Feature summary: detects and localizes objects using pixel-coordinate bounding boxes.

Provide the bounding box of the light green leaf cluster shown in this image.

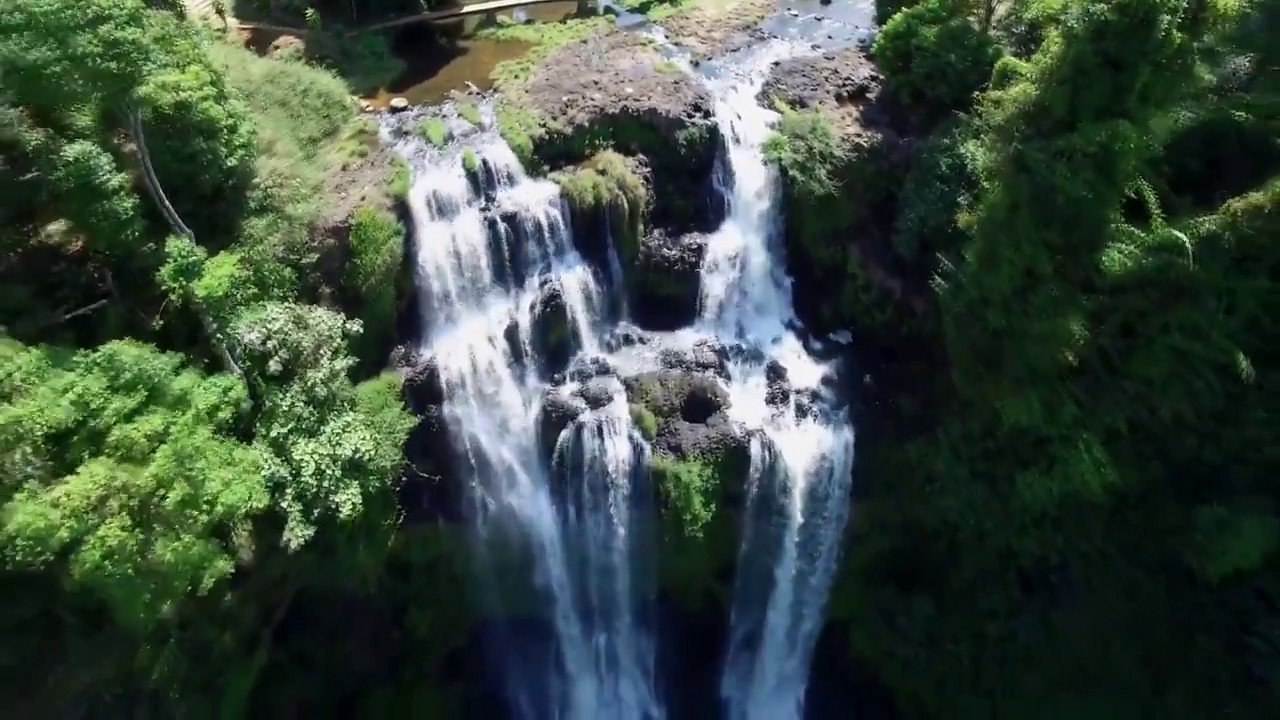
[0,340,264,628]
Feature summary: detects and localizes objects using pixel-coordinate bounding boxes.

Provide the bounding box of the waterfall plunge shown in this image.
[396,117,662,720]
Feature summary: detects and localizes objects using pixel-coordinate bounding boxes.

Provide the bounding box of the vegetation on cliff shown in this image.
[767,0,1279,716]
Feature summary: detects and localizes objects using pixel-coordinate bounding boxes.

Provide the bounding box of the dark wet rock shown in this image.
[504,319,525,368]
[403,355,446,412]
[537,388,589,462]
[604,322,651,352]
[630,230,708,330]
[578,378,618,411]
[653,411,747,464]
[681,382,723,424]
[758,47,891,138]
[724,341,767,367]
[401,404,464,523]
[659,339,730,379]
[794,388,820,421]
[531,278,573,376]
[623,370,729,424]
[566,354,616,382]
[765,359,792,408]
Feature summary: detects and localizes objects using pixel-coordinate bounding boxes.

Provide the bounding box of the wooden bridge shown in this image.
[188,0,600,35]
[362,0,595,31]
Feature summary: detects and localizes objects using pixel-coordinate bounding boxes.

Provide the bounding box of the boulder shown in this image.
[530,278,574,376]
[403,355,446,412]
[623,370,730,424]
[566,354,616,382]
[578,377,618,411]
[659,339,730,379]
[537,387,590,462]
[604,322,651,352]
[630,230,708,330]
[765,359,791,408]
[389,97,411,112]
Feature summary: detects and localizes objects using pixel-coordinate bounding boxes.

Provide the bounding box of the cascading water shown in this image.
[391,110,662,719]
[392,15,854,717]
[694,43,857,720]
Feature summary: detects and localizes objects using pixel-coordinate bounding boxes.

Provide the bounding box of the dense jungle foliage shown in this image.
[769,0,1278,715]
[0,0,1276,716]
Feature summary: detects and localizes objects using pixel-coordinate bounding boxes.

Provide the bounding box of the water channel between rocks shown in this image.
[384,8,861,719]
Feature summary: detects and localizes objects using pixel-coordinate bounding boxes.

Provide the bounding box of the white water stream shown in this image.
[695,43,856,720]
[392,29,853,720]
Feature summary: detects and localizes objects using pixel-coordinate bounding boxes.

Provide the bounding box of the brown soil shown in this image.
[523,31,713,131]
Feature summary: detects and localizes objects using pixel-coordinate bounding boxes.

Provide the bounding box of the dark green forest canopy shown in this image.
[0,0,1276,716]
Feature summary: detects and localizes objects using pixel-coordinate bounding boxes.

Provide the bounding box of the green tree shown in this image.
[0,339,265,628]
[872,0,1005,128]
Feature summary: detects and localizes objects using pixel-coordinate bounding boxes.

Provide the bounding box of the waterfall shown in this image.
[695,43,857,720]
[392,24,854,715]
[393,113,661,719]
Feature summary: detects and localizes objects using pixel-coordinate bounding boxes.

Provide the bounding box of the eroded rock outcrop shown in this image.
[520,32,723,233]
[630,230,708,330]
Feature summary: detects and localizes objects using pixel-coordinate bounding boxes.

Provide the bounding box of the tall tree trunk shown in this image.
[125,104,246,382]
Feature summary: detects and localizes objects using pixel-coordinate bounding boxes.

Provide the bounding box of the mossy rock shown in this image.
[536,113,722,233]
[650,444,751,611]
[551,150,649,268]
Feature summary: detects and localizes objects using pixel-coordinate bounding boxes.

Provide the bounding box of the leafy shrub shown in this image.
[872,0,1003,126]
[346,206,404,363]
[650,453,717,537]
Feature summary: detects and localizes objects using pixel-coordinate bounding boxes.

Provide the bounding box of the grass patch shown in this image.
[482,17,607,90]
[496,101,544,166]
[456,101,482,126]
[210,39,362,255]
[416,117,449,147]
[333,116,381,166]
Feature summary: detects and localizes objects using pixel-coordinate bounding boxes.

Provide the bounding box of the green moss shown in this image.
[347,206,404,366]
[654,58,682,74]
[416,117,449,147]
[765,103,906,333]
[629,403,658,440]
[461,148,480,175]
[456,101,482,126]
[496,100,542,167]
[389,157,412,200]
